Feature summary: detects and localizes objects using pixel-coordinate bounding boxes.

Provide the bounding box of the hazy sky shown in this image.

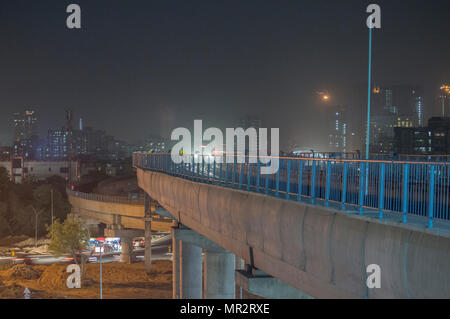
[1,0,449,150]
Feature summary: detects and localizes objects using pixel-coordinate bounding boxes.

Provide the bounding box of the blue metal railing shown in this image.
[291,152,450,162]
[132,153,450,228]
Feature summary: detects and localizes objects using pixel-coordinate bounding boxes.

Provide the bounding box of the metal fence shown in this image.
[291,152,450,162]
[67,188,145,205]
[132,152,450,228]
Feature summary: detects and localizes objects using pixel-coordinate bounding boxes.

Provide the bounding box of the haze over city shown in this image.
[1,0,449,151]
[0,0,450,304]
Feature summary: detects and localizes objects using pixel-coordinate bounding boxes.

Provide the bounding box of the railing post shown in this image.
[286,159,291,199]
[297,160,303,201]
[256,160,261,193]
[378,163,386,219]
[311,160,316,204]
[232,158,236,188]
[428,165,436,229]
[341,162,348,210]
[197,161,200,181]
[275,160,280,197]
[402,163,410,223]
[325,161,331,207]
[265,170,269,195]
[225,160,229,185]
[213,157,216,184]
[202,156,205,179]
[247,163,252,191]
[359,162,365,215]
[191,155,195,181]
[239,163,244,190]
[207,158,211,183]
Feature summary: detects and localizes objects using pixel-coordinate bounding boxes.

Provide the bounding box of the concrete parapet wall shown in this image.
[68,195,145,217]
[68,195,172,232]
[137,169,450,299]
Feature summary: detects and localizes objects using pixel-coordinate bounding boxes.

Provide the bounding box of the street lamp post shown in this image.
[100,243,103,299]
[31,206,41,248]
[51,189,54,234]
[366,27,373,160]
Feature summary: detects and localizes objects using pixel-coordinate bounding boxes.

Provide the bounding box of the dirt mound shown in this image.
[0,284,66,299]
[0,260,14,271]
[38,264,70,290]
[0,236,29,247]
[0,283,25,298]
[16,238,49,248]
[1,264,42,281]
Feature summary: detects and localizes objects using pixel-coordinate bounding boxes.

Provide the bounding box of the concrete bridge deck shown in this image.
[137,168,450,299]
[67,190,173,232]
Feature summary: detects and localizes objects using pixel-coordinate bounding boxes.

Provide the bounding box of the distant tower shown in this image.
[65,110,73,130]
[13,109,38,159]
[328,106,347,153]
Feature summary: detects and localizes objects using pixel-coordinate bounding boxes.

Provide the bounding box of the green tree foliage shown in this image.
[47,217,89,278]
[0,167,11,201]
[0,173,71,238]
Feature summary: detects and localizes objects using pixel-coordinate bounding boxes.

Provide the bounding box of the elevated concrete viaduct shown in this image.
[67,190,173,273]
[137,168,450,299]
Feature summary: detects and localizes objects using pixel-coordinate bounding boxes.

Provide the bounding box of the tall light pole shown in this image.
[100,243,103,299]
[31,206,41,248]
[366,27,373,160]
[51,189,54,235]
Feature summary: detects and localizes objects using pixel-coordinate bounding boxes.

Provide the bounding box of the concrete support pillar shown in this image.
[171,227,181,299]
[179,241,203,299]
[204,249,235,299]
[144,219,152,274]
[120,236,133,264]
[235,266,313,299]
[105,228,143,265]
[235,257,245,299]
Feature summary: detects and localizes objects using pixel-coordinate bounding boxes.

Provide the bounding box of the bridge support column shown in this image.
[172,225,235,299]
[179,241,203,299]
[235,257,245,299]
[120,236,133,264]
[171,227,181,299]
[144,218,152,274]
[235,266,313,299]
[204,249,235,299]
[105,228,143,264]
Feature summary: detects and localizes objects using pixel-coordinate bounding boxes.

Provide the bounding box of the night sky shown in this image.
[1,0,449,150]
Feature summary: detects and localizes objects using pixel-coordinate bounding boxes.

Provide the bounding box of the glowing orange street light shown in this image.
[440,84,450,116]
[441,85,450,94]
[317,91,330,102]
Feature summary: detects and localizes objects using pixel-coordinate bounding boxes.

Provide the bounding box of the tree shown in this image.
[33,184,70,226]
[47,217,90,279]
[0,167,11,201]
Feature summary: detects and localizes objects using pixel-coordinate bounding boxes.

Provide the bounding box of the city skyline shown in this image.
[1,0,449,151]
[0,0,450,303]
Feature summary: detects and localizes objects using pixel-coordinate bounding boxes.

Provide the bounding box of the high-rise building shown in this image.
[144,135,169,153]
[368,85,424,153]
[328,106,350,153]
[13,109,38,159]
[394,117,450,155]
[439,84,450,117]
[48,129,70,159]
